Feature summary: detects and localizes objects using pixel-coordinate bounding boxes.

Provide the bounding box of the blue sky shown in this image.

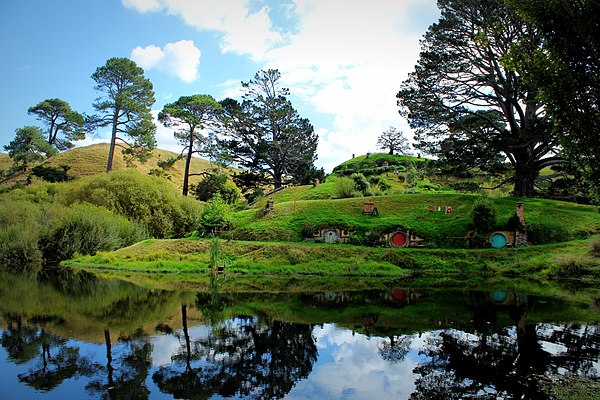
[0,0,439,172]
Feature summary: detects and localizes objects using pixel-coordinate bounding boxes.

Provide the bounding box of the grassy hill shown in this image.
[1,143,232,191]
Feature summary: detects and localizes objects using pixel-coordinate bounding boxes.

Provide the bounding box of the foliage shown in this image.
[27,98,86,150]
[198,193,232,234]
[377,127,410,155]
[4,126,56,171]
[333,153,423,177]
[0,199,43,264]
[397,0,564,197]
[471,198,497,233]
[451,182,482,193]
[220,69,318,188]
[191,173,240,204]
[592,237,600,258]
[158,94,223,196]
[334,177,356,199]
[41,203,147,262]
[59,170,201,238]
[509,0,600,203]
[90,57,156,172]
[350,173,371,196]
[527,222,571,245]
[30,164,72,183]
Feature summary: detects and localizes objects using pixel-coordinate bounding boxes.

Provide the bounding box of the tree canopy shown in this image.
[4,126,56,171]
[397,0,565,197]
[377,127,411,155]
[90,57,156,172]
[27,98,86,151]
[221,69,318,189]
[158,94,223,196]
[509,0,600,201]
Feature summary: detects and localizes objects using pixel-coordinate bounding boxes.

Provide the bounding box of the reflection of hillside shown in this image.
[0,267,195,343]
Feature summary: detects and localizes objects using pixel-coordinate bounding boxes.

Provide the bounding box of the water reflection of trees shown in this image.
[153,308,318,399]
[409,304,600,399]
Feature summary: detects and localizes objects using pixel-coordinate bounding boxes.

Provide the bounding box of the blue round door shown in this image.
[490,232,508,248]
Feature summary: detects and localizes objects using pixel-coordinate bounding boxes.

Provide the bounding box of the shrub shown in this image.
[191,174,241,204]
[471,198,496,233]
[335,177,356,198]
[527,222,571,245]
[59,170,202,238]
[350,173,371,195]
[199,193,232,234]
[41,203,147,262]
[0,199,43,264]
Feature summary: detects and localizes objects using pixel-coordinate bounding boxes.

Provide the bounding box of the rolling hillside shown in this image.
[1,143,233,191]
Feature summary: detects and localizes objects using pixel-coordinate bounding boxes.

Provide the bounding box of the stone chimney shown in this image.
[514,202,529,246]
[516,202,526,227]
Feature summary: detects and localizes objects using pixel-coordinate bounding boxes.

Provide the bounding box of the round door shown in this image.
[490,232,508,248]
[323,229,339,243]
[390,230,408,247]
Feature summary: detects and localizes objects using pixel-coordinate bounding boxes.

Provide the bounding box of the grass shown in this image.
[232,192,600,245]
[1,143,236,191]
[64,236,600,290]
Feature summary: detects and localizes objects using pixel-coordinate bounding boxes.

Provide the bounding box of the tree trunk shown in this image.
[513,170,536,198]
[182,132,194,196]
[106,112,119,172]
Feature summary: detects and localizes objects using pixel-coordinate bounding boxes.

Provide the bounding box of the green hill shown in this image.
[1,143,232,191]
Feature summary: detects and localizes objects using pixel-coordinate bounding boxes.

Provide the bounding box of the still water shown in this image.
[0,266,598,399]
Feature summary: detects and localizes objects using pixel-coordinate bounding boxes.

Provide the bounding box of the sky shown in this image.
[0,0,440,172]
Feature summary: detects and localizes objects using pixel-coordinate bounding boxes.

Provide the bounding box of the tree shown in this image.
[221,69,319,189]
[377,127,410,155]
[27,98,86,151]
[158,94,223,196]
[90,57,156,172]
[4,126,56,171]
[397,0,565,197]
[508,0,600,202]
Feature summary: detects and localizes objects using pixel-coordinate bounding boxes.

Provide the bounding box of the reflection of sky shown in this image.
[3,321,599,400]
[286,324,419,399]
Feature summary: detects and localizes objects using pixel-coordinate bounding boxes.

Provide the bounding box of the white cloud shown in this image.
[131,40,201,83]
[123,0,283,60]
[122,0,162,13]
[262,0,438,170]
[124,0,440,171]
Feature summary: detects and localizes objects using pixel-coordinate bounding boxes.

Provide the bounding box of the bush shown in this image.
[41,204,147,262]
[451,182,481,193]
[191,174,241,204]
[350,173,371,195]
[59,170,202,238]
[335,177,356,198]
[527,222,571,245]
[199,193,233,234]
[0,199,43,264]
[471,198,496,233]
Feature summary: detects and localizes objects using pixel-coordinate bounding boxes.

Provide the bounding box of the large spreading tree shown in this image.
[27,98,86,151]
[90,57,156,172]
[509,0,600,201]
[397,0,565,197]
[158,94,223,196]
[220,69,319,189]
[377,127,411,155]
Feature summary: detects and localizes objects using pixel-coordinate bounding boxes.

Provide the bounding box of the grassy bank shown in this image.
[64,237,600,287]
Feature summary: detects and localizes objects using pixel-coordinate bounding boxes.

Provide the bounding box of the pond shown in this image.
[0,266,598,399]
